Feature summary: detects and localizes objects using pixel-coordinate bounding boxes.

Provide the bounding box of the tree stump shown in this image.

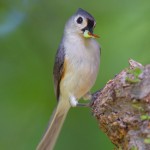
[91,59,150,150]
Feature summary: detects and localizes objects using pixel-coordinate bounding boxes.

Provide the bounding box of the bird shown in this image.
[37,8,100,150]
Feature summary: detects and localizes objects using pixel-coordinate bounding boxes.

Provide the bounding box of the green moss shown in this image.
[125,77,140,83]
[126,67,142,83]
[140,114,150,120]
[144,138,150,144]
[114,146,122,150]
[130,146,138,150]
[132,103,144,111]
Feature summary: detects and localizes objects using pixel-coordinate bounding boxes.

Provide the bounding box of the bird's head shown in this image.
[65,8,99,38]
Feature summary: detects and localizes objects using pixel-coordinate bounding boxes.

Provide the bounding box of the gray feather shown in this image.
[53,43,65,100]
[75,8,95,21]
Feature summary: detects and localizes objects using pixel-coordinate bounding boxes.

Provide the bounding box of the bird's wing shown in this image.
[53,45,65,101]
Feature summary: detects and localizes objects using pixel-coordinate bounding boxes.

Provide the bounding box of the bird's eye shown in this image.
[76,17,83,24]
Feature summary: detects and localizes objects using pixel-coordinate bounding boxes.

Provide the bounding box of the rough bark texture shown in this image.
[91,59,150,150]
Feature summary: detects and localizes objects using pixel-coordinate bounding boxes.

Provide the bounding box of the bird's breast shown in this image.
[60,38,100,99]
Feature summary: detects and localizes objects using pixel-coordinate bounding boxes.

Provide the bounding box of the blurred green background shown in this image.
[0,0,150,150]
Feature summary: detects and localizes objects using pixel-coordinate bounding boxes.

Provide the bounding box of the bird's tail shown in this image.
[36,97,71,150]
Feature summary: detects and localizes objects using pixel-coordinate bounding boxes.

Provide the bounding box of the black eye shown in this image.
[76,17,83,24]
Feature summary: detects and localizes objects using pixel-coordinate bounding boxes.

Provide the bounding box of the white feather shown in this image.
[60,33,100,100]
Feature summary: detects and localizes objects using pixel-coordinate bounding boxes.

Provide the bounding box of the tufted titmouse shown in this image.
[37,8,100,150]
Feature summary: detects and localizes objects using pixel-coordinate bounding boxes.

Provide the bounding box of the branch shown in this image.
[91,59,150,150]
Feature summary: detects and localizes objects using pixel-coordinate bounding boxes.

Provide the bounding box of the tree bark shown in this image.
[91,59,150,150]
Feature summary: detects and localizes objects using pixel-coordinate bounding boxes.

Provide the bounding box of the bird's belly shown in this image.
[60,58,99,99]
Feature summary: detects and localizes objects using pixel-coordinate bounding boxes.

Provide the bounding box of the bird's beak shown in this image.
[83,30,100,38]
